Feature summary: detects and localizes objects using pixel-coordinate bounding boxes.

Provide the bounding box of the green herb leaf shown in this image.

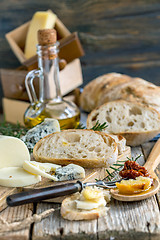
[91,121,108,131]
[106,175,111,181]
[110,166,121,171]
[76,121,108,131]
[113,163,124,167]
[106,169,114,177]
[76,123,86,129]
[126,154,142,162]
[0,121,27,138]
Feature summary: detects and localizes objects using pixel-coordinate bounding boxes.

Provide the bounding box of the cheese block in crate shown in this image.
[5,10,84,69]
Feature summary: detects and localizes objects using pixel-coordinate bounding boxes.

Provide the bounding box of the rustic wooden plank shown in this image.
[33,202,99,240]
[81,61,160,88]
[141,141,160,210]
[131,146,145,165]
[141,142,155,160]
[98,196,160,240]
[33,203,61,240]
[0,186,18,212]
[1,1,160,70]
[33,193,160,239]
[0,204,33,240]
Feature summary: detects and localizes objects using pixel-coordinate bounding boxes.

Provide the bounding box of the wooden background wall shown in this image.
[1,0,160,112]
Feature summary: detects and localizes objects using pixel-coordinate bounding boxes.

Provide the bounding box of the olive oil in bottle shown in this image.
[24,102,50,128]
[24,29,80,129]
[24,102,80,129]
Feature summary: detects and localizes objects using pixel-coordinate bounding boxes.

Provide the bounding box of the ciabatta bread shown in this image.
[33,129,118,168]
[60,193,107,221]
[87,100,160,146]
[61,187,110,221]
[80,73,160,113]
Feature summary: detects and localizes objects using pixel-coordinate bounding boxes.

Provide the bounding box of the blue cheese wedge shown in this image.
[55,164,85,181]
[21,118,60,150]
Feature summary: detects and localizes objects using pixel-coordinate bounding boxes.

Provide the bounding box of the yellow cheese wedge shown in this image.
[24,11,57,59]
[0,136,30,169]
[0,167,41,187]
[23,160,59,181]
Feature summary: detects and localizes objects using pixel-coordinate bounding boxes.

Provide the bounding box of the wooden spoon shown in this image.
[110,138,160,201]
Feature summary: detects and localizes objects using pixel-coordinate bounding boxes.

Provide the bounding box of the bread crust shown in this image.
[87,100,160,146]
[33,129,118,168]
[80,73,160,113]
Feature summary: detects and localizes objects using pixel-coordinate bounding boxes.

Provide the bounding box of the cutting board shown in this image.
[0,147,131,211]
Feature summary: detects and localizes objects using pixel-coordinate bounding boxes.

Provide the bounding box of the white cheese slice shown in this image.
[75,197,106,210]
[0,167,41,187]
[24,161,61,172]
[55,164,85,181]
[23,161,59,181]
[0,136,30,169]
[21,118,60,150]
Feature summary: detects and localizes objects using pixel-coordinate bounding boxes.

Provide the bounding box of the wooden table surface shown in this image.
[0,114,160,240]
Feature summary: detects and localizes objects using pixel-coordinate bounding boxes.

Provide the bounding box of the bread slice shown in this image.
[33,129,118,168]
[87,100,160,146]
[61,188,110,221]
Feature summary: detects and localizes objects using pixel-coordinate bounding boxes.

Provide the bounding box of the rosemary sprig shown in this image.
[0,121,27,138]
[76,123,86,129]
[105,154,142,181]
[109,166,121,171]
[106,169,114,181]
[76,121,108,131]
[106,169,114,177]
[126,154,142,162]
[91,121,108,131]
[113,163,124,167]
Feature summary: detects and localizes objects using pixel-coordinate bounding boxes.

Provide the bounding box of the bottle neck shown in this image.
[36,42,62,102]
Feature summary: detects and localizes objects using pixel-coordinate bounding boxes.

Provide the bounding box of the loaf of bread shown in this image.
[80,73,160,112]
[87,100,160,146]
[33,129,118,168]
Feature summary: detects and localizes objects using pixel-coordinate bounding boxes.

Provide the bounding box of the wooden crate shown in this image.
[1,58,83,102]
[5,16,70,66]
[5,11,84,69]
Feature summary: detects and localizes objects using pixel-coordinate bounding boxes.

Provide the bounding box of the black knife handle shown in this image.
[6,181,83,207]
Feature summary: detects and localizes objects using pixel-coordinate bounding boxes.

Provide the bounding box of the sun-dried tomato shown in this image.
[119,160,151,179]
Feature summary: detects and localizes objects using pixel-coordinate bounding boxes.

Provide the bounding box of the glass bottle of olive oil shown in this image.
[24,29,80,129]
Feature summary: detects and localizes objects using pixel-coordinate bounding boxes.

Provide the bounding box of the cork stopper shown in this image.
[38,29,57,45]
